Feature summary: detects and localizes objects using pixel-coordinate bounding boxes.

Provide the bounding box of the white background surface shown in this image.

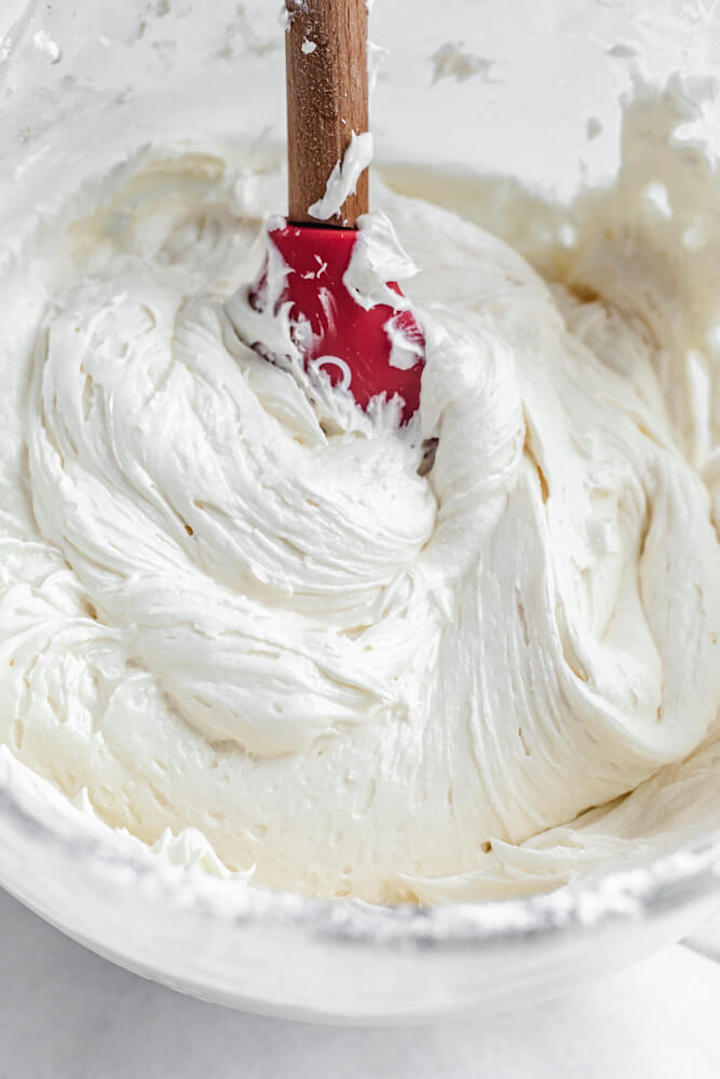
[2,888,720,1079]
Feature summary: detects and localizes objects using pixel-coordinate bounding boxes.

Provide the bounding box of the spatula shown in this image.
[245,0,425,423]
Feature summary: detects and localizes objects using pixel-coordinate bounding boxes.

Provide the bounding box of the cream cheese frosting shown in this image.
[0,76,719,904]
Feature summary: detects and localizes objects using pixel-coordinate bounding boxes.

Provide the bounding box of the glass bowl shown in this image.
[2,751,720,1022]
[1,0,719,1022]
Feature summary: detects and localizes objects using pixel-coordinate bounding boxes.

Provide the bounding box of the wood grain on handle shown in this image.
[285,0,369,227]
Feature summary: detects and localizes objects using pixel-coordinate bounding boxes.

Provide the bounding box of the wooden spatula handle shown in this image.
[285,0,369,228]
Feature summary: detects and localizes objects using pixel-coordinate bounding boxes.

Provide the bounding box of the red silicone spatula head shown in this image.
[246,0,425,423]
[249,223,424,422]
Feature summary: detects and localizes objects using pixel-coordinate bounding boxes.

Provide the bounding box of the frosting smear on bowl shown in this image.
[0,77,719,903]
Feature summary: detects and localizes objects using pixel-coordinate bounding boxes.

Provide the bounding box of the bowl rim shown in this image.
[3,748,720,953]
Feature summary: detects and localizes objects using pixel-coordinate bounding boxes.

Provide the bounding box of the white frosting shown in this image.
[430,42,495,85]
[0,78,719,904]
[384,313,424,371]
[32,29,61,64]
[343,210,418,310]
[308,130,374,222]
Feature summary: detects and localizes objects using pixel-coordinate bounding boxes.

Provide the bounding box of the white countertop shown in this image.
[2,887,720,1079]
